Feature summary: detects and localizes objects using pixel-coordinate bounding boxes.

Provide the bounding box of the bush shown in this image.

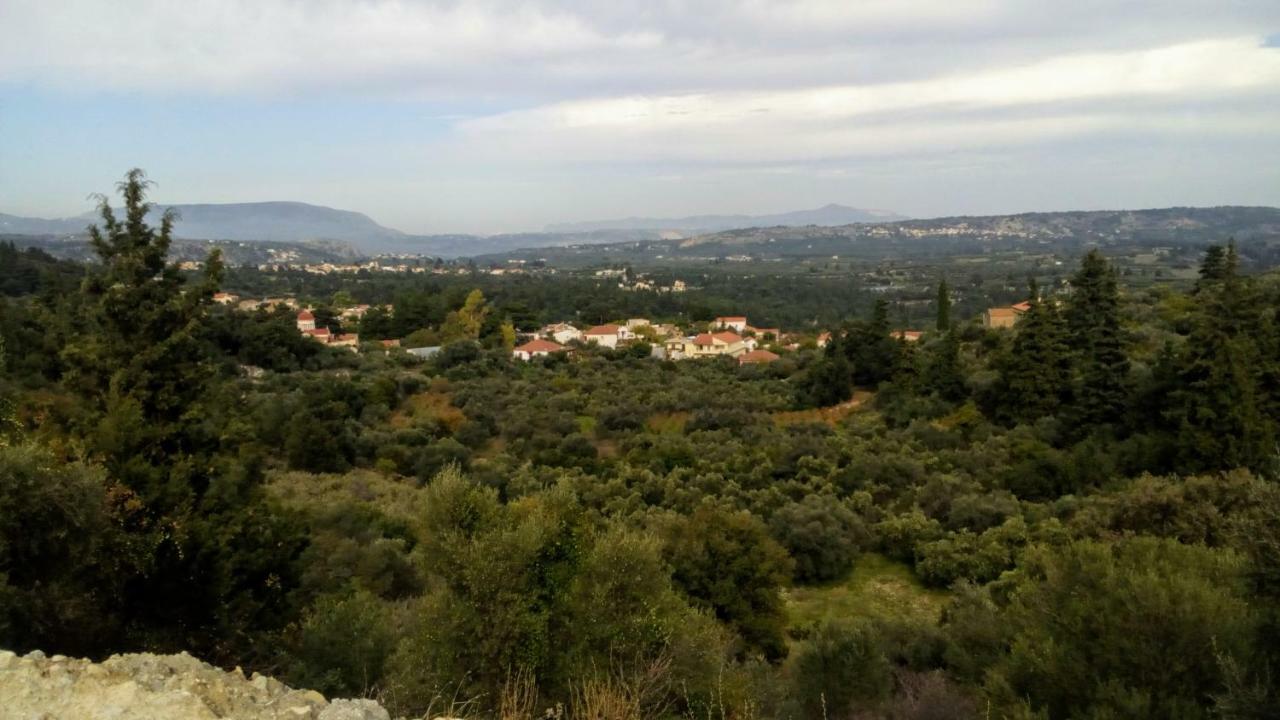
[769,494,868,584]
[987,538,1257,720]
[790,619,892,717]
[289,589,395,698]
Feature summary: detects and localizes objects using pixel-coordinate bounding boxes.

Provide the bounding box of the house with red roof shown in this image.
[893,330,924,342]
[330,333,360,351]
[738,349,780,365]
[513,338,566,361]
[671,331,747,359]
[304,327,331,343]
[296,310,316,332]
[583,324,630,348]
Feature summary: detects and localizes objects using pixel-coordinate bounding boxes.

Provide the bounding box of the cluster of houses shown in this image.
[512,315,784,365]
[212,293,392,352]
[295,310,361,349]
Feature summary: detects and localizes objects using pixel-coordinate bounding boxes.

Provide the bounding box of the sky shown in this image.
[1,1,1279,235]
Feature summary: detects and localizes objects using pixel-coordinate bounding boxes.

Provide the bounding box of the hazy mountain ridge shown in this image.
[545,203,908,233]
[673,205,1280,247]
[485,206,1280,265]
[0,202,405,246]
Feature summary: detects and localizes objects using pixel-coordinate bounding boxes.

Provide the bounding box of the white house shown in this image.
[584,324,628,348]
[540,323,583,344]
[713,316,748,332]
[296,310,316,332]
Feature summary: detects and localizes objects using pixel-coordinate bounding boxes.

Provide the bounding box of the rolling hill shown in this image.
[545,203,908,233]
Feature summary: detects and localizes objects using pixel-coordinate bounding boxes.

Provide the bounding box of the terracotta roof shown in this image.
[691,333,716,346]
[297,310,315,320]
[893,330,923,341]
[715,316,747,322]
[1011,301,1032,313]
[306,327,330,336]
[986,307,1018,319]
[712,331,743,343]
[515,339,564,353]
[738,349,780,364]
[585,324,621,335]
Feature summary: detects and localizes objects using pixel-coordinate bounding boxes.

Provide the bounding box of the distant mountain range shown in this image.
[487,206,1280,266]
[0,202,405,245]
[6,203,1278,263]
[545,204,907,233]
[3,201,905,258]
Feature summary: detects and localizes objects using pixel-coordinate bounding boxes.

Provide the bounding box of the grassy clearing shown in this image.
[773,390,874,427]
[646,411,690,434]
[785,553,949,631]
[390,390,467,432]
[267,468,427,531]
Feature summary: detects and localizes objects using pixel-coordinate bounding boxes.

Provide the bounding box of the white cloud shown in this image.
[453,37,1280,165]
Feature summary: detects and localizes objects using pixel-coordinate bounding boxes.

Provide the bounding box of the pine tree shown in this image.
[1195,242,1230,292]
[59,170,305,660]
[995,279,1072,424]
[845,299,901,385]
[1065,250,1130,428]
[1170,244,1275,474]
[62,169,225,502]
[936,279,951,332]
[923,324,966,401]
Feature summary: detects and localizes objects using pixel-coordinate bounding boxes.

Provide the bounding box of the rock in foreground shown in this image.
[0,649,391,720]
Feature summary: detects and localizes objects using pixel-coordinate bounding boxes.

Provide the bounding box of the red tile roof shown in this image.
[297,310,315,320]
[715,316,747,322]
[515,339,564,353]
[693,331,743,346]
[585,324,621,335]
[738,349,780,364]
[1011,301,1032,313]
[306,327,330,337]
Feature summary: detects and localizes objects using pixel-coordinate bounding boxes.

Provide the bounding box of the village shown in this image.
[212,288,1031,364]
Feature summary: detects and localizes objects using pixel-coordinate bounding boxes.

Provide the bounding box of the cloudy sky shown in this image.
[1,1,1278,234]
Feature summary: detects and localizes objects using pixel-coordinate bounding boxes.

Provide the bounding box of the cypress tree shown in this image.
[936,279,951,332]
[923,324,966,401]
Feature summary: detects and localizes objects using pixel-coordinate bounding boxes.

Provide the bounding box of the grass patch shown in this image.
[646,411,690,434]
[390,390,466,432]
[785,553,949,631]
[773,390,873,427]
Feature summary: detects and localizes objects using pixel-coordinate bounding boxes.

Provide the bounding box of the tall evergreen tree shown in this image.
[993,279,1072,424]
[923,324,966,401]
[1065,250,1130,428]
[1170,244,1275,475]
[845,299,901,385]
[59,170,305,661]
[936,279,951,332]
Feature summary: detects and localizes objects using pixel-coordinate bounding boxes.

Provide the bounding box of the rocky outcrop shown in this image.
[0,649,391,720]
